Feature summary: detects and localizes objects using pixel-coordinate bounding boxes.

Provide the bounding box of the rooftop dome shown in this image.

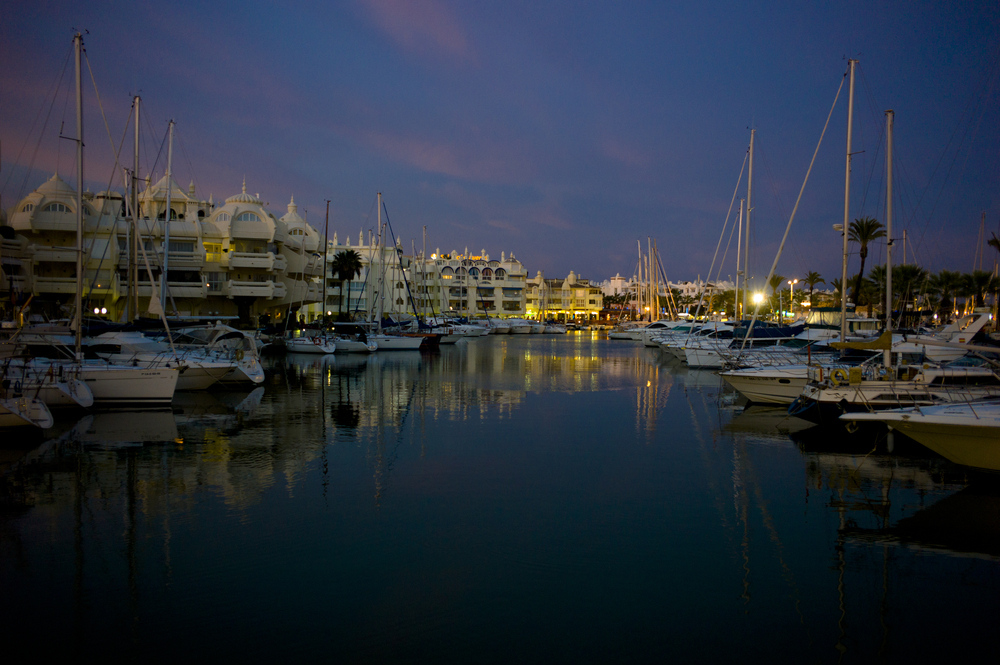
[35,172,76,197]
[225,178,262,205]
[278,195,305,225]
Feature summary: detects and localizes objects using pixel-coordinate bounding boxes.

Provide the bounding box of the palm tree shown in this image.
[892,264,930,314]
[966,270,999,309]
[829,277,845,309]
[928,270,964,322]
[767,274,785,319]
[848,217,885,305]
[803,271,824,307]
[333,249,363,320]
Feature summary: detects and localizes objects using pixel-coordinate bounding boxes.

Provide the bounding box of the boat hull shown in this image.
[845,402,1000,471]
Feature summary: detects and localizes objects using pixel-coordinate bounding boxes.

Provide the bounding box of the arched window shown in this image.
[468,267,480,278]
[457,267,467,276]
[21,203,34,213]
[43,202,71,213]
[235,212,260,222]
[495,268,506,279]
[157,208,179,221]
[441,266,454,276]
[217,212,230,222]
[482,268,493,280]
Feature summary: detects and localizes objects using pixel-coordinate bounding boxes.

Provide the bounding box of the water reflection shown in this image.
[1,334,998,663]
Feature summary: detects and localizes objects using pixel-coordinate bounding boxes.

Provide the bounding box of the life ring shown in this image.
[830,368,849,386]
[235,348,245,361]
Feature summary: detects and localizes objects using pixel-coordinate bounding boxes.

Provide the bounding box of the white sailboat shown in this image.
[52,34,179,407]
[0,395,53,429]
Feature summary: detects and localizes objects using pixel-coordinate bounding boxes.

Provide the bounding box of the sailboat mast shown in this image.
[377,192,382,326]
[743,130,754,318]
[323,199,330,324]
[422,225,427,321]
[884,109,894,364]
[840,59,857,344]
[130,95,140,322]
[735,198,744,319]
[160,120,174,312]
[636,240,643,320]
[646,237,652,320]
[73,32,84,360]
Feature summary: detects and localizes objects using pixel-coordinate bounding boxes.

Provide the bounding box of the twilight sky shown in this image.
[2,0,999,288]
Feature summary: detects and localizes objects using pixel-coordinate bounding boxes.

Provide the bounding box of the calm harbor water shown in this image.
[2,332,999,663]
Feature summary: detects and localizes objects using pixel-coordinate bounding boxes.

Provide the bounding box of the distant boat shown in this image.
[286,334,336,354]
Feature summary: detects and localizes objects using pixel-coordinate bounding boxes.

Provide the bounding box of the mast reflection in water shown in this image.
[1,333,998,663]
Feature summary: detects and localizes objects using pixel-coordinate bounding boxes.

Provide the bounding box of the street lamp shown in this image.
[787,278,798,321]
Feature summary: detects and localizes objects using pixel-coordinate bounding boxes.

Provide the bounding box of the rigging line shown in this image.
[713,201,740,290]
[857,118,886,220]
[688,149,748,328]
[4,45,74,200]
[84,51,123,190]
[176,131,199,196]
[754,137,810,275]
[912,40,1000,256]
[56,64,77,179]
[739,68,847,355]
[142,109,167,185]
[82,112,132,312]
[380,198,421,323]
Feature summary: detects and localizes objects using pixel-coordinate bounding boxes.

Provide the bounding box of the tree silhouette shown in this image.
[848,217,885,305]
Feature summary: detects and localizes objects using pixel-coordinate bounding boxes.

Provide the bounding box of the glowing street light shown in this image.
[787,278,798,319]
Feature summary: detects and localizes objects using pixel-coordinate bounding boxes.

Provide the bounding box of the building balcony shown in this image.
[26,217,77,233]
[33,248,78,263]
[163,251,205,269]
[272,282,287,299]
[229,251,275,270]
[7,276,30,292]
[230,221,274,240]
[226,279,274,298]
[272,254,288,272]
[33,276,77,294]
[165,283,209,299]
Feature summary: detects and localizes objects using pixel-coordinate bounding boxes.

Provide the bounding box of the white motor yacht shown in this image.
[841,399,1000,472]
